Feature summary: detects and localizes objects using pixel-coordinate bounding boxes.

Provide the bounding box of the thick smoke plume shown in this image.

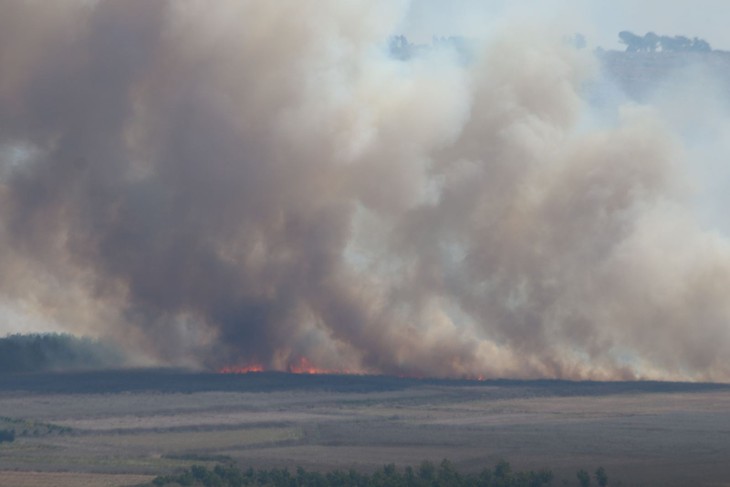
[1,1,729,380]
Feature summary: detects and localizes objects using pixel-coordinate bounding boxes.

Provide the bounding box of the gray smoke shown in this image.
[0,333,127,373]
[1,1,729,380]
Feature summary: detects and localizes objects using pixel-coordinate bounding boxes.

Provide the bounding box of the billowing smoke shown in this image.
[0,333,127,373]
[1,1,729,380]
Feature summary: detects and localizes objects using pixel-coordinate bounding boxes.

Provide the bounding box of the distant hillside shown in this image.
[599,49,730,100]
[388,35,730,102]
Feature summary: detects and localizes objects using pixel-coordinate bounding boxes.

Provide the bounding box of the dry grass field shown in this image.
[0,371,729,486]
[0,471,153,487]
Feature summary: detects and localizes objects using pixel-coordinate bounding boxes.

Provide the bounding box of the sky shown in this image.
[399,0,730,51]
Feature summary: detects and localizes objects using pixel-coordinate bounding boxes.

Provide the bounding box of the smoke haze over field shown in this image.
[2,0,730,380]
[0,333,127,373]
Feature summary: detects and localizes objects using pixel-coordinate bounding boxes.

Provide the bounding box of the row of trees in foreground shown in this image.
[148,461,609,487]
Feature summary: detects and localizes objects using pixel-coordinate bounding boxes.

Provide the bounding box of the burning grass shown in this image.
[217,357,369,376]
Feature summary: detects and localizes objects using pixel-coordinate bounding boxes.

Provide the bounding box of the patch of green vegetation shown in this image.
[0,428,14,443]
[0,416,73,437]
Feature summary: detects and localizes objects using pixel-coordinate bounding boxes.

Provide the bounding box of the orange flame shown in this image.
[287,357,355,375]
[218,364,265,374]
[217,358,486,380]
[216,357,354,375]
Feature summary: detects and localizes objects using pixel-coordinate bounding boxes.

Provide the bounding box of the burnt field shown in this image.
[1,371,729,487]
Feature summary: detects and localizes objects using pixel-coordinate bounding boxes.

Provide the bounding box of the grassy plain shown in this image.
[0,471,153,487]
[0,371,729,486]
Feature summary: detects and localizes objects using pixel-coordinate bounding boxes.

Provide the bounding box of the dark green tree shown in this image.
[594,467,608,487]
[418,460,436,483]
[690,37,711,51]
[619,31,643,52]
[494,460,511,479]
[577,469,590,487]
[0,429,15,443]
[438,459,460,487]
[643,32,659,51]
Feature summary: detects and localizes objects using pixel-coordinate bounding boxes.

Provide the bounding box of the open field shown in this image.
[0,371,729,486]
[0,471,153,487]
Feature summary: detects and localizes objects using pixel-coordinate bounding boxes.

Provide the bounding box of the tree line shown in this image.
[618,31,712,53]
[148,460,610,487]
[0,332,127,374]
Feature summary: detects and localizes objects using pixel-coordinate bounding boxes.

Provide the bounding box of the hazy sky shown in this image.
[400,0,730,50]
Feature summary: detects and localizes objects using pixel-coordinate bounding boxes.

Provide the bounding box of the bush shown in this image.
[0,429,15,443]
